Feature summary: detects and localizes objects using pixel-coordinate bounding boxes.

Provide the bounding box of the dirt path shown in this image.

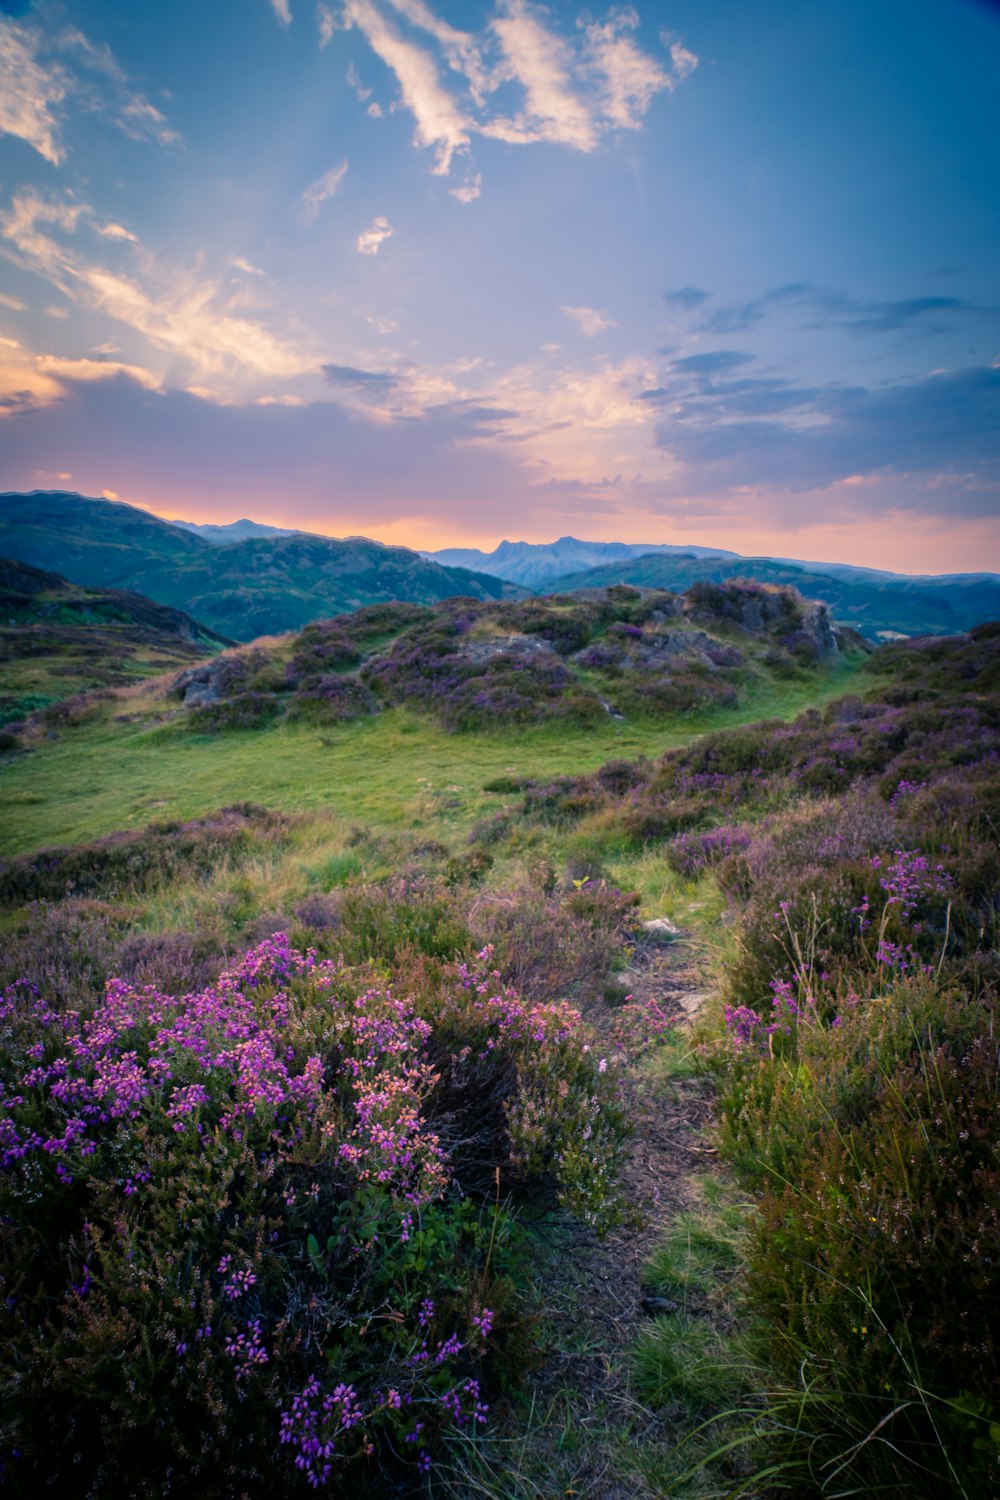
[452,931,722,1498]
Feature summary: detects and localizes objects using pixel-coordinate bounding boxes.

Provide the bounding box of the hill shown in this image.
[1,581,996,1497]
[0,557,231,726]
[171,518,300,544]
[550,551,1000,640]
[424,534,736,589]
[0,492,527,641]
[93,579,863,741]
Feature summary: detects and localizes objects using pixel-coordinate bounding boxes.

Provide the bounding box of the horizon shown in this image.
[10,484,1000,582]
[1,1,998,573]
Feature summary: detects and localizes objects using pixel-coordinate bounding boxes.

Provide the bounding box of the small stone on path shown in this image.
[641,917,681,942]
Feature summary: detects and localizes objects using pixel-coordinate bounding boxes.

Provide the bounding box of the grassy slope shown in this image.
[0,559,231,723]
[552,552,1000,639]
[0,656,864,857]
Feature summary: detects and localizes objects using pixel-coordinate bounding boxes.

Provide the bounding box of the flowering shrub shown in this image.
[0,936,628,1493]
[698,630,1000,1494]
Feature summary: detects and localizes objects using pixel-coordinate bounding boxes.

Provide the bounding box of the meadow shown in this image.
[1,592,997,1498]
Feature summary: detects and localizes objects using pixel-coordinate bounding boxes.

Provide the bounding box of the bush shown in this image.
[0,804,289,907]
[739,1000,1000,1495]
[0,937,629,1494]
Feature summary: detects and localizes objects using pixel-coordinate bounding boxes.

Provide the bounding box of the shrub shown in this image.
[743,1012,1000,1495]
[0,936,628,1494]
[286,675,378,724]
[0,804,289,907]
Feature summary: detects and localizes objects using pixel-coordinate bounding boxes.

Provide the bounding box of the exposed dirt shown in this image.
[453,932,722,1498]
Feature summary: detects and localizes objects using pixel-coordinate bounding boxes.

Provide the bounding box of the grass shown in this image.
[0,656,864,858]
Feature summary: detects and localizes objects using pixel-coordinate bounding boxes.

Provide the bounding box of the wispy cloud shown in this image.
[323,362,399,393]
[230,256,266,276]
[487,0,596,150]
[299,158,349,225]
[0,17,179,164]
[36,353,161,388]
[356,215,394,255]
[98,222,139,242]
[334,1,696,186]
[0,292,28,312]
[448,172,482,203]
[270,0,293,27]
[341,0,472,175]
[0,18,69,163]
[584,9,678,130]
[385,0,490,99]
[651,345,1000,497]
[560,304,618,337]
[0,190,311,392]
[672,282,996,338]
[318,4,337,47]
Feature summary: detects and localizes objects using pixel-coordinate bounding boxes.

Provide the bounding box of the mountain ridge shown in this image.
[0,492,528,641]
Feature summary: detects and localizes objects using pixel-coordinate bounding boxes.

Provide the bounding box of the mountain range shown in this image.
[1,491,999,643]
[172,518,300,544]
[424,536,737,590]
[0,492,526,641]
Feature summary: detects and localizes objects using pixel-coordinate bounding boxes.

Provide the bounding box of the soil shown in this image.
[451,930,724,1498]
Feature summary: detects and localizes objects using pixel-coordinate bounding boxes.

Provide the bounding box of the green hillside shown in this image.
[0,492,527,640]
[551,551,1000,639]
[1,591,997,1500]
[0,557,230,726]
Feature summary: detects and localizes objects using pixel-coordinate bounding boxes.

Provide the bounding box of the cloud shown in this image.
[385,0,491,99]
[0,190,312,391]
[98,222,138,242]
[560,304,618,337]
[0,18,179,164]
[356,215,394,255]
[335,1,695,183]
[367,314,398,334]
[0,17,68,162]
[0,291,27,311]
[664,285,710,309]
[230,256,265,276]
[487,0,596,150]
[270,0,292,26]
[299,158,349,225]
[341,0,471,174]
[57,26,180,147]
[448,172,482,202]
[0,367,534,532]
[323,362,399,393]
[669,350,755,375]
[584,8,678,129]
[681,282,995,338]
[653,353,1000,497]
[668,40,698,81]
[36,353,161,388]
[318,4,337,47]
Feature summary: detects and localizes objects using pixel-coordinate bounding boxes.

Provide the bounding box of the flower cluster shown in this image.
[1,935,628,1490]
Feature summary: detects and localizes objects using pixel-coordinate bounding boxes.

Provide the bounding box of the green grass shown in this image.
[0,657,864,857]
[633,1313,750,1416]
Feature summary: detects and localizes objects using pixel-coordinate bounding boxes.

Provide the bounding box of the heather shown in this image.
[0,937,628,1494]
[2,615,999,1497]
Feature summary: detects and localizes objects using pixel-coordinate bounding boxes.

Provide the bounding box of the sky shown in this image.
[0,0,998,574]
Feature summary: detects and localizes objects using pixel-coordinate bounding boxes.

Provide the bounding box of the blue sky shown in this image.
[0,0,998,571]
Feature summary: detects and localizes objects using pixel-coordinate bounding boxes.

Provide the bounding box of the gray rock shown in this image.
[642,917,681,942]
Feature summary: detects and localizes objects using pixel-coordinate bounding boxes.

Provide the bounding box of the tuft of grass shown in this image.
[642,1203,745,1303]
[634,1314,752,1417]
